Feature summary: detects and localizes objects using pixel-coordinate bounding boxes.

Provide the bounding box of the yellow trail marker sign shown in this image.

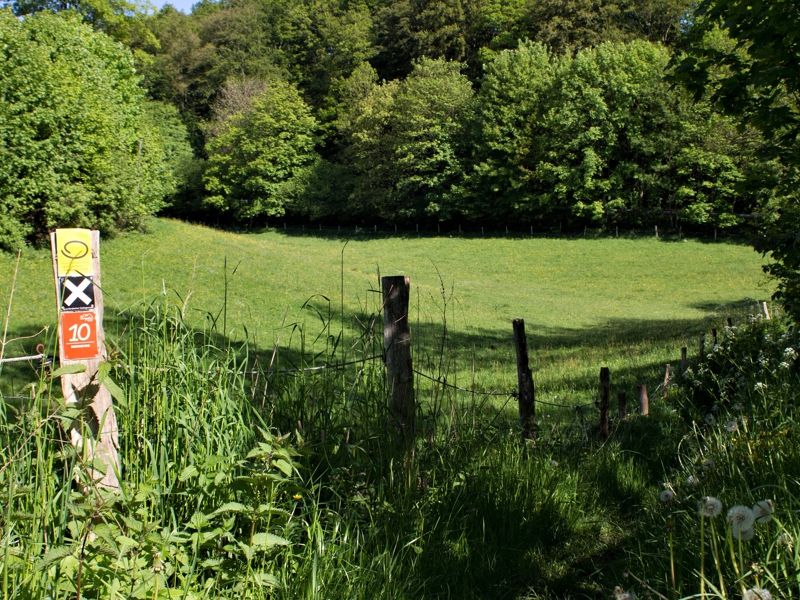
[55,228,93,277]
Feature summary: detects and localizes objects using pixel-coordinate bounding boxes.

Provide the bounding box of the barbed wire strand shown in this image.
[0,354,44,364]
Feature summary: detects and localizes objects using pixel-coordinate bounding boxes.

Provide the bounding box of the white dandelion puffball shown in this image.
[733,403,743,411]
[777,532,793,549]
[686,475,699,486]
[743,588,772,600]
[705,414,717,425]
[725,420,738,432]
[736,527,755,541]
[753,499,774,524]
[727,505,756,535]
[702,459,714,470]
[699,496,723,518]
[613,586,636,600]
[660,490,674,503]
[550,460,559,467]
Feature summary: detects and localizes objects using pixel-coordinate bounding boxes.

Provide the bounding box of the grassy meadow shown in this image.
[4,218,796,600]
[0,218,771,405]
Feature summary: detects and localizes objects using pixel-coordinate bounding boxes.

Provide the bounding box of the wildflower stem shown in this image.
[709,519,727,599]
[726,527,745,595]
[700,516,706,598]
[669,528,677,600]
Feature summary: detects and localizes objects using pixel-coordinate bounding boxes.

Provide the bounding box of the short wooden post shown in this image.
[618,392,627,419]
[615,226,618,238]
[714,228,717,241]
[599,367,610,439]
[762,301,770,320]
[506,226,509,234]
[712,328,717,347]
[513,319,536,440]
[681,347,687,373]
[700,334,706,357]
[481,227,484,235]
[727,317,733,327]
[662,364,670,400]
[51,230,119,489]
[459,224,461,233]
[374,225,377,233]
[655,225,658,238]
[637,384,649,416]
[382,276,414,434]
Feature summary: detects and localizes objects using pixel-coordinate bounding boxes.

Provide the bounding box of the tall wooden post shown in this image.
[51,230,119,489]
[382,276,414,433]
[638,384,649,416]
[599,367,610,439]
[512,319,535,440]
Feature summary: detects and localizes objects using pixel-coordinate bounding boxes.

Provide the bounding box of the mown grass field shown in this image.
[0,218,771,405]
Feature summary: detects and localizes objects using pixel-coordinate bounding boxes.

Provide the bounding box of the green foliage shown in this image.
[670,0,800,321]
[203,79,319,220]
[339,58,474,221]
[465,39,763,225]
[0,10,183,251]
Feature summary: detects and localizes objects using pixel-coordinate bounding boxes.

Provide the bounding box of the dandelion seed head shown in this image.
[614,587,636,600]
[778,532,793,549]
[660,490,674,503]
[550,460,559,467]
[702,459,714,470]
[725,420,738,432]
[753,499,774,524]
[705,414,717,425]
[686,475,698,486]
[727,505,756,534]
[736,527,755,541]
[733,403,744,411]
[743,588,772,600]
[699,496,723,518]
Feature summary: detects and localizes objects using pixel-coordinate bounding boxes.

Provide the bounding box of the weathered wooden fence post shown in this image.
[681,347,687,374]
[762,301,770,320]
[512,319,535,440]
[637,384,649,416]
[662,364,671,400]
[599,367,610,439]
[618,392,627,420]
[700,334,706,357]
[712,328,718,347]
[382,276,414,434]
[727,317,733,327]
[51,229,119,489]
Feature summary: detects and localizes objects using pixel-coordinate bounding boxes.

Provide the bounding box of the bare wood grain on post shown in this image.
[51,231,119,490]
[512,319,535,440]
[382,276,414,435]
[618,392,627,420]
[599,367,610,439]
[662,364,670,400]
[638,384,649,416]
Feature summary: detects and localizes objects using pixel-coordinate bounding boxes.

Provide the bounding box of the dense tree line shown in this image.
[0,0,794,249]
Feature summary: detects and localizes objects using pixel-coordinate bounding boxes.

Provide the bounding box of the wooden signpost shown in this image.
[51,229,119,489]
